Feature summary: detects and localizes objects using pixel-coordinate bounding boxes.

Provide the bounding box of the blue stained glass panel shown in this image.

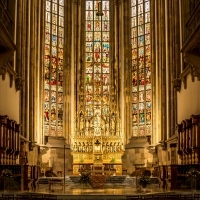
[52,35,57,46]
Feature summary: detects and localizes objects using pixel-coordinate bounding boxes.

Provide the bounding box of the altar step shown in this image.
[106,176,126,184]
[69,175,126,184]
[38,176,159,186]
[122,176,135,186]
[69,176,80,183]
[38,176,74,185]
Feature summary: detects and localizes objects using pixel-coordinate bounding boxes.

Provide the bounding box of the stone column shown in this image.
[72,0,82,142]
[16,0,22,77]
[29,0,37,142]
[15,0,31,145]
[25,0,31,140]
[168,0,173,139]
[156,0,162,143]
[63,0,73,144]
[18,0,26,137]
[39,0,46,144]
[118,0,124,139]
[16,0,32,140]
[174,0,181,80]
[73,0,79,116]
[166,0,180,139]
[123,0,132,145]
[77,0,82,108]
[115,0,119,110]
[173,0,180,135]
[109,0,115,107]
[151,0,156,145]
[160,0,167,141]
[80,0,85,90]
[34,0,39,143]
[79,0,85,117]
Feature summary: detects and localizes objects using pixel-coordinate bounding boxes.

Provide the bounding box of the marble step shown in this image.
[38,177,73,184]
[69,175,126,184]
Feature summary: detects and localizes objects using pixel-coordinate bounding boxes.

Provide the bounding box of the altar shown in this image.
[71,53,124,175]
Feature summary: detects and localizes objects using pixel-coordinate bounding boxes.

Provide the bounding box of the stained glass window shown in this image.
[131,0,151,136]
[84,0,111,137]
[44,0,64,137]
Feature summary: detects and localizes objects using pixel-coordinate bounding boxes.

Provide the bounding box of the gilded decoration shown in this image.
[72,107,124,175]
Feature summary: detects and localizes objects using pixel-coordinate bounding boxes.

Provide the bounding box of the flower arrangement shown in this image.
[78,172,91,186]
[110,157,116,163]
[78,172,110,188]
[89,174,108,188]
[139,174,150,188]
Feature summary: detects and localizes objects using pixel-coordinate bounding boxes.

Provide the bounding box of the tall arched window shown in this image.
[71,1,123,174]
[131,0,151,136]
[85,0,111,137]
[44,0,64,136]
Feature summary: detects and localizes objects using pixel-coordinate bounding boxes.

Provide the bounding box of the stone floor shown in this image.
[0,176,199,199]
[37,176,163,195]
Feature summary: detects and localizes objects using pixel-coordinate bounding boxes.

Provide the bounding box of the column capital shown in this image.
[173,78,181,92]
[15,77,25,91]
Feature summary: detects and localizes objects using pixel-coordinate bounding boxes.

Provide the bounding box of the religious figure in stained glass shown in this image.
[44,0,64,136]
[131,0,151,136]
